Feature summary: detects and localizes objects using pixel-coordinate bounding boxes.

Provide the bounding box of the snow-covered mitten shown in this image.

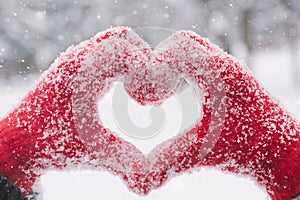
[0,27,152,196]
[146,31,300,200]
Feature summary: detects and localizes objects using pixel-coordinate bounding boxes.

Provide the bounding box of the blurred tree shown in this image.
[0,0,299,86]
[281,0,300,87]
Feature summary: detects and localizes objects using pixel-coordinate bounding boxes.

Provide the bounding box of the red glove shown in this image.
[144,31,300,200]
[0,27,151,195]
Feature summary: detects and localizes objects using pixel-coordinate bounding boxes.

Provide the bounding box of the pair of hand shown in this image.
[0,27,300,200]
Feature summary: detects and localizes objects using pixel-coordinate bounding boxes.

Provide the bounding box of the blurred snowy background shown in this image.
[0,0,300,199]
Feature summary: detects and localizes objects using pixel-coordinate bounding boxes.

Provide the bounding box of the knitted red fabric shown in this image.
[151,31,300,200]
[0,27,149,194]
[0,27,299,200]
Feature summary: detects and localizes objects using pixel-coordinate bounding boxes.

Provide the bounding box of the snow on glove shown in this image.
[0,27,155,196]
[145,31,300,200]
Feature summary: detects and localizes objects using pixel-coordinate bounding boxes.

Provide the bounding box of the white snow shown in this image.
[97,81,200,154]
[40,168,267,200]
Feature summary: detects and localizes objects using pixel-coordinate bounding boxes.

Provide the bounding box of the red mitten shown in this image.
[146,31,300,200]
[0,27,152,195]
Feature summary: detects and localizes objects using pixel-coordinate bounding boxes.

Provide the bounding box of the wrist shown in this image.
[267,135,300,200]
[0,113,42,193]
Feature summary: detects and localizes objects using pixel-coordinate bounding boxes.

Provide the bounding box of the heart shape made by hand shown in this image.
[1,27,300,200]
[69,27,226,195]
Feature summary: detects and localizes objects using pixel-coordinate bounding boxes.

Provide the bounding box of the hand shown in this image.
[150,31,300,200]
[0,26,149,195]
